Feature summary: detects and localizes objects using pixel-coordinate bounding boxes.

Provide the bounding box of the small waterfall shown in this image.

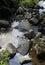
[38,1,45,15]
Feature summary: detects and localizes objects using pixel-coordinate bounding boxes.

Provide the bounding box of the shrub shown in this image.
[19,0,38,7]
[0,51,10,65]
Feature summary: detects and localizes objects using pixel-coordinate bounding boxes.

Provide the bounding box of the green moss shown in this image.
[0,61,8,65]
[0,51,10,65]
[37,40,44,47]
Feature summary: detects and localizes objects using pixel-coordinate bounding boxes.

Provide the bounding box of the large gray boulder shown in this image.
[16,7,24,15]
[17,37,33,55]
[18,19,32,32]
[6,43,16,58]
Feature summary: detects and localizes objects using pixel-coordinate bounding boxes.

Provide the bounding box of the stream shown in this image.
[0,1,45,65]
[0,21,33,65]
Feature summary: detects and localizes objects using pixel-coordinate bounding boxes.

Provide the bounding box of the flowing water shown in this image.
[38,1,45,15]
[0,1,45,65]
[0,21,32,65]
[9,53,33,65]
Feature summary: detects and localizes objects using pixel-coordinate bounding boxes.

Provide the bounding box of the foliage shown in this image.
[37,40,44,48]
[0,51,10,65]
[19,0,38,7]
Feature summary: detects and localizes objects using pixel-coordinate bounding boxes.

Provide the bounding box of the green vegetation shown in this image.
[37,40,44,47]
[19,0,38,7]
[0,51,10,65]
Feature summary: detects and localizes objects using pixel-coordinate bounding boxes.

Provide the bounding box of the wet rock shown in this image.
[33,38,45,56]
[23,7,29,12]
[16,15,24,21]
[30,17,39,25]
[24,12,32,19]
[0,28,6,32]
[6,43,16,59]
[17,37,31,55]
[0,20,10,28]
[22,62,32,65]
[29,8,33,13]
[32,26,38,33]
[39,37,45,42]
[32,13,39,19]
[32,12,36,15]
[18,19,31,31]
[19,54,32,64]
[33,9,39,15]
[35,32,42,38]
[35,5,40,9]
[16,7,24,15]
[24,29,35,39]
[38,25,45,34]
[35,4,44,9]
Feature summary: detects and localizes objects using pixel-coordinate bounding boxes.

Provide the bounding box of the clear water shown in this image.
[9,53,32,65]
